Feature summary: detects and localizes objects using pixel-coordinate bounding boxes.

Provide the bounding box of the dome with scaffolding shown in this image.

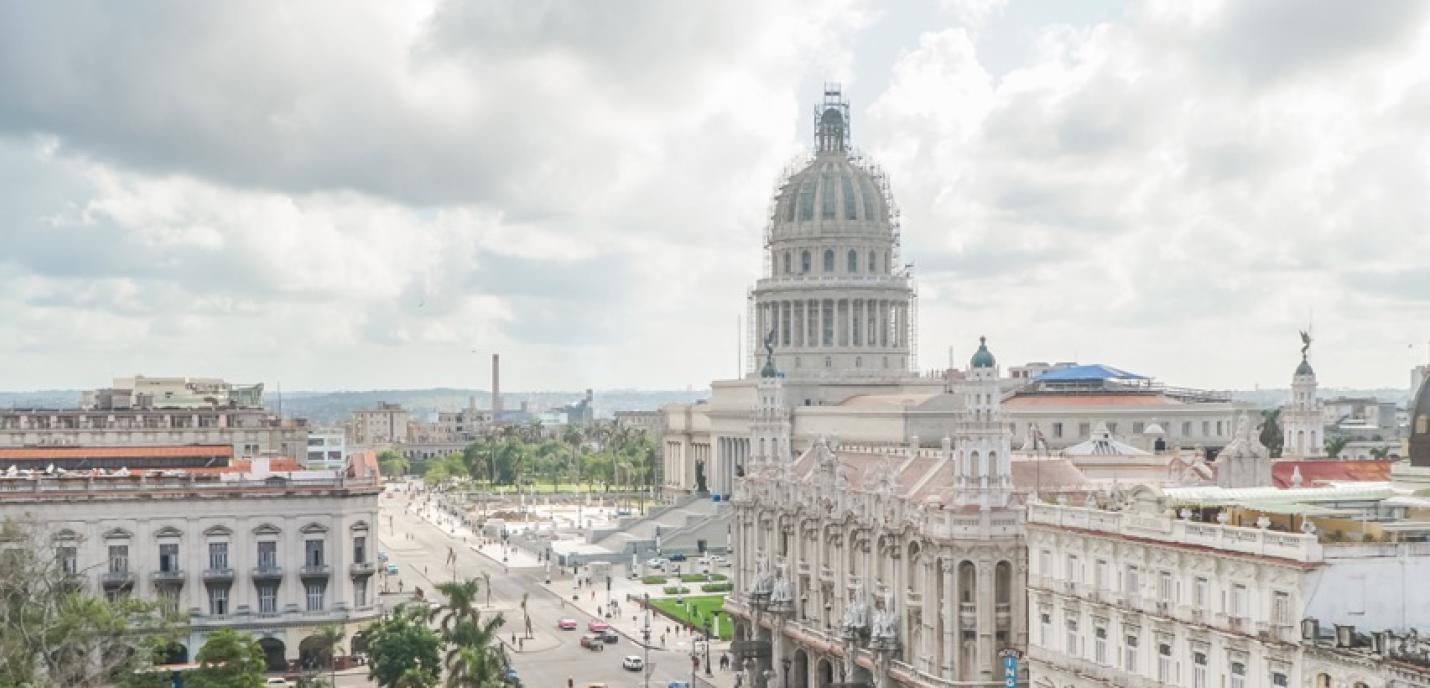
[748,86,916,383]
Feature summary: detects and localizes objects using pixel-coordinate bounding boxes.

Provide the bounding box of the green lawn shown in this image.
[648,594,732,640]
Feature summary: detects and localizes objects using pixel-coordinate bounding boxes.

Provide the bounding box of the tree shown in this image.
[310,623,346,687]
[0,517,180,688]
[188,629,267,688]
[1325,435,1351,458]
[431,579,482,632]
[367,605,444,688]
[378,449,410,477]
[1258,409,1284,457]
[443,614,507,688]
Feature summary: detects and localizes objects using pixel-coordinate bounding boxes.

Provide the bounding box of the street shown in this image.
[378,486,723,688]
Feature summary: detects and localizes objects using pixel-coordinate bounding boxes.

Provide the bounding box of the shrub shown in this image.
[662,585,691,595]
[641,575,668,585]
[700,583,733,593]
[678,573,727,582]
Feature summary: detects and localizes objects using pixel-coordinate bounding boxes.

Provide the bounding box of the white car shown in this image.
[622,655,645,671]
[710,555,730,567]
[264,680,295,688]
[645,558,667,570]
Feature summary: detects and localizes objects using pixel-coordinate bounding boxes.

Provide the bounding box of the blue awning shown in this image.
[1034,364,1148,382]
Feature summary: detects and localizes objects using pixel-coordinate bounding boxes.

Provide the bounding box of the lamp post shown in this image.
[642,593,652,688]
[705,615,714,676]
[781,658,790,688]
[824,602,832,633]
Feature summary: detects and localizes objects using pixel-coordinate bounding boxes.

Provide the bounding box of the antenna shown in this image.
[277,381,282,418]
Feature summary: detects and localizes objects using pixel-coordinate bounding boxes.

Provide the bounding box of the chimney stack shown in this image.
[492,354,503,415]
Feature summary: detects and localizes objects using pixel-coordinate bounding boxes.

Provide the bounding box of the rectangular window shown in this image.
[1094,559,1108,590]
[1157,643,1172,683]
[1272,672,1288,687]
[1230,661,1246,688]
[1216,420,1225,436]
[1158,570,1174,602]
[1094,626,1107,665]
[305,539,324,567]
[354,536,367,564]
[1065,619,1079,657]
[209,586,228,616]
[1272,591,1290,625]
[1124,565,1139,597]
[1053,422,1064,438]
[306,580,326,611]
[1182,421,1192,436]
[821,301,834,346]
[1039,611,1051,647]
[208,542,229,570]
[1194,577,1209,610]
[1192,652,1207,688]
[108,545,128,574]
[820,174,837,220]
[159,543,179,573]
[259,584,277,614]
[1038,549,1051,577]
[258,541,278,569]
[355,579,368,608]
[1202,420,1210,436]
[1124,634,1138,673]
[58,546,77,575]
[1133,421,1145,435]
[1067,554,1080,584]
[1079,422,1090,437]
[1107,422,1118,435]
[1230,584,1247,616]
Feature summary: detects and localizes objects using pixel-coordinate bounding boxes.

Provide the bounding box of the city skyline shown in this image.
[2,1,1430,392]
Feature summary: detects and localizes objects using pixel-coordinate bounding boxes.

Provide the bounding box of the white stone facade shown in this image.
[0,471,382,669]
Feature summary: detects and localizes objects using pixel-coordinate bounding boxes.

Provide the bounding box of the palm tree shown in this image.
[431,579,482,632]
[395,666,434,688]
[444,613,508,687]
[311,624,346,687]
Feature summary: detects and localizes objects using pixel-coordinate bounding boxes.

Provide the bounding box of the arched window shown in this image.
[869,250,878,273]
[783,252,791,274]
[847,249,858,273]
[823,250,835,273]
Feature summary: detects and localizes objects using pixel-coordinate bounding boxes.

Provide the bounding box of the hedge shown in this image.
[641,575,669,585]
[678,573,727,583]
[700,582,733,593]
[662,585,691,595]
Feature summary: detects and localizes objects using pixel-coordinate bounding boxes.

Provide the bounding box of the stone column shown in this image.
[977,559,994,682]
[941,560,956,678]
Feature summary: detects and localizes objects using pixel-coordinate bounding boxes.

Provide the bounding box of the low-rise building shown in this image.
[82,375,265,411]
[349,402,409,447]
[304,428,347,471]
[0,407,309,458]
[0,449,383,670]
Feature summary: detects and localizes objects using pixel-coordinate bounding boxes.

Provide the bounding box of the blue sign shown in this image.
[1000,649,1019,688]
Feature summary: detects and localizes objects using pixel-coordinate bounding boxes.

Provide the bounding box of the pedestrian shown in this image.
[512,633,517,645]
[518,637,524,651]
[661,634,666,646]
[591,591,595,601]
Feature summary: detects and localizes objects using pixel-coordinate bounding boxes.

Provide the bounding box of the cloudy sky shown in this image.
[2,0,1429,393]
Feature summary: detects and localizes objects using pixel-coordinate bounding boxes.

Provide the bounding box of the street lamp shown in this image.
[781,657,791,688]
[824,602,832,632]
[641,593,652,688]
[704,615,714,676]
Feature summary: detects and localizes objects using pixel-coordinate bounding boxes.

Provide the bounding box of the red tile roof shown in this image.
[1270,459,1392,488]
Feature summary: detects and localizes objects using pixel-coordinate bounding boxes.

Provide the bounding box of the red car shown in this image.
[557,618,579,630]
[587,620,611,633]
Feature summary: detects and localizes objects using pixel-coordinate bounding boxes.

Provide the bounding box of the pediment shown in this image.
[252,523,282,536]
[102,527,133,540]
[154,526,184,539]
[53,528,80,541]
[300,522,329,534]
[203,525,233,537]
[349,520,370,532]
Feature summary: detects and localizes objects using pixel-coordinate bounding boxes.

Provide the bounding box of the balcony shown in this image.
[251,566,284,582]
[300,564,332,579]
[349,561,376,577]
[959,603,976,627]
[995,602,1011,626]
[151,569,186,585]
[202,567,234,582]
[100,570,134,588]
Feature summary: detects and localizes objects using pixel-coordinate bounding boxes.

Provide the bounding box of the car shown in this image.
[601,628,619,643]
[557,618,579,630]
[622,655,644,671]
[645,557,667,570]
[501,667,519,684]
[666,682,691,688]
[264,680,294,688]
[668,553,687,562]
[710,556,730,567]
[580,634,605,650]
[385,562,399,575]
[587,620,611,632]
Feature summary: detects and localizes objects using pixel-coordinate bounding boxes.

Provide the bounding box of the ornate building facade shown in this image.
[726,339,1027,688]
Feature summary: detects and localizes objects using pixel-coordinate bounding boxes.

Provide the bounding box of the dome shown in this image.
[1295,357,1315,377]
[1411,372,1430,467]
[769,153,891,241]
[970,336,996,369]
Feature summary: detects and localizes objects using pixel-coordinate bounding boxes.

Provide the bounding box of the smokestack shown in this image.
[492,354,503,414]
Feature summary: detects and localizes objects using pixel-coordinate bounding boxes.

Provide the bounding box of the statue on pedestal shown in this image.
[840,580,869,638]
[695,458,708,494]
[770,562,793,612]
[870,588,899,649]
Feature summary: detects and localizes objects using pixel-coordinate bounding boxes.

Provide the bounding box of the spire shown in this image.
[814,84,850,153]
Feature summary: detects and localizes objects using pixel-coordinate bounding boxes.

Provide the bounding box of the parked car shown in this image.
[501,667,519,684]
[601,628,619,643]
[385,562,399,575]
[709,556,730,567]
[580,634,605,651]
[264,680,294,688]
[557,618,579,630]
[587,620,611,633]
[668,553,687,562]
[622,655,644,671]
[645,557,667,570]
